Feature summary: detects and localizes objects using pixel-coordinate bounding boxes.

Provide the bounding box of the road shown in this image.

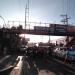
[20,55,75,75]
[0,55,75,75]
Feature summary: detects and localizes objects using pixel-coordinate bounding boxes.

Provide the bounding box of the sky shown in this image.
[0,0,75,24]
[0,0,75,43]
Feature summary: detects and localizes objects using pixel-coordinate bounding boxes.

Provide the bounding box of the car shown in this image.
[53,47,75,61]
[64,49,75,61]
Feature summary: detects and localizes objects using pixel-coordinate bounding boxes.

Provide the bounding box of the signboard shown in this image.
[55,24,67,33]
[34,24,67,35]
[34,26,50,31]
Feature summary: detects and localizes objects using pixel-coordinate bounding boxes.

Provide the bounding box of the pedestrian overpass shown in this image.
[1,21,75,47]
[3,22,75,36]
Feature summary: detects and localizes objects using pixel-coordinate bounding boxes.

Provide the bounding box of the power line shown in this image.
[0,15,6,27]
[62,0,70,16]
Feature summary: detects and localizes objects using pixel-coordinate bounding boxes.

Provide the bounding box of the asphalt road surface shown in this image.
[20,56,75,75]
[0,55,74,75]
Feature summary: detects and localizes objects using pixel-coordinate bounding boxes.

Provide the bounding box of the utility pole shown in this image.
[25,0,29,29]
[49,36,50,44]
[61,14,70,47]
[25,4,27,29]
[61,14,70,25]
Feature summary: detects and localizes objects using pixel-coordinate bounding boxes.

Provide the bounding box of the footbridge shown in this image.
[2,21,75,36]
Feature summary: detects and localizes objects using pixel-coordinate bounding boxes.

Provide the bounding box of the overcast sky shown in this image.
[0,0,75,25]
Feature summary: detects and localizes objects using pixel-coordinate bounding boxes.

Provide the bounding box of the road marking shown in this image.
[10,56,23,75]
[38,70,56,75]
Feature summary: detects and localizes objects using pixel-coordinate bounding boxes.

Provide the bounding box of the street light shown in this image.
[0,15,6,27]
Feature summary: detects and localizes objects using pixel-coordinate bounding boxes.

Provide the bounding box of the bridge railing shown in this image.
[7,21,50,30]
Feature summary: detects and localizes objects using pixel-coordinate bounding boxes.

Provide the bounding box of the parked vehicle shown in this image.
[53,47,75,61]
[65,48,75,61]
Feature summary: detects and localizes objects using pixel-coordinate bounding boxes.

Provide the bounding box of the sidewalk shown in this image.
[38,70,56,75]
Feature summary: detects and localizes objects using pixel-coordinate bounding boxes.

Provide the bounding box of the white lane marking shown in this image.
[38,70,56,75]
[10,56,23,75]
